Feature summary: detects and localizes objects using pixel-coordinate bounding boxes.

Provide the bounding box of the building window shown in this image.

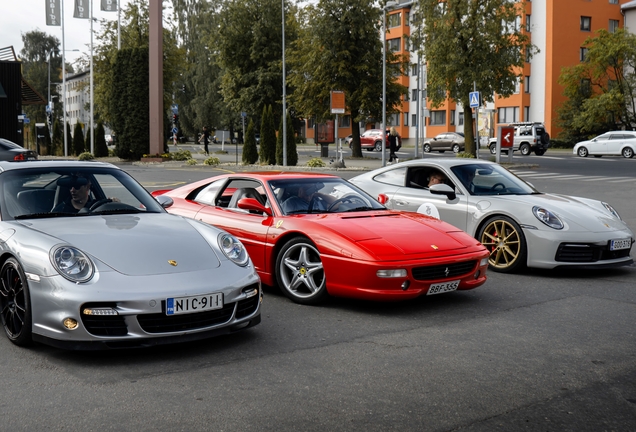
[526,14,531,32]
[412,114,417,126]
[339,115,350,128]
[404,112,409,126]
[524,106,530,122]
[610,0,618,4]
[498,107,519,123]
[450,110,456,126]
[405,11,410,26]
[458,112,464,126]
[580,47,588,62]
[411,64,418,76]
[514,78,520,94]
[430,110,446,126]
[412,89,418,101]
[389,113,400,126]
[581,16,591,32]
[388,12,401,28]
[403,92,409,101]
[609,19,619,33]
[525,47,532,63]
[388,38,401,52]
[524,76,530,93]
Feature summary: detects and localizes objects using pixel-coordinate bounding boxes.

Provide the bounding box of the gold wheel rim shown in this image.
[480,220,521,269]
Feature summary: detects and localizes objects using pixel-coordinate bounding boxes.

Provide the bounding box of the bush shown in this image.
[549,139,574,149]
[456,152,476,158]
[306,157,326,167]
[204,156,220,166]
[78,152,94,161]
[171,149,192,161]
[186,158,198,165]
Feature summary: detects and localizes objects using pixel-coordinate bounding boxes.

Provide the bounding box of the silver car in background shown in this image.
[0,161,261,350]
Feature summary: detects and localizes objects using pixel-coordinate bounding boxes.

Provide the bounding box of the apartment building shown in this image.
[57,70,90,131]
[306,0,634,146]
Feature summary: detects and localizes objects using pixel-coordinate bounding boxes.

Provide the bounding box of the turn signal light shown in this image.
[82,307,118,316]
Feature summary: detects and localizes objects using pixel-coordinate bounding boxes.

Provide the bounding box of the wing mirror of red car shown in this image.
[377,194,389,205]
[238,198,272,216]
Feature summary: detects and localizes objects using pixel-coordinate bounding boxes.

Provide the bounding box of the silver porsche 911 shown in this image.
[0,161,261,349]
[350,158,634,273]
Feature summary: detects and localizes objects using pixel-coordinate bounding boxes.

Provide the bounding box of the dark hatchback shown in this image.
[0,139,38,161]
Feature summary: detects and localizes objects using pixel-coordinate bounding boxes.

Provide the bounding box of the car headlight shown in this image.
[50,246,94,282]
[602,202,622,220]
[218,233,249,266]
[532,206,563,230]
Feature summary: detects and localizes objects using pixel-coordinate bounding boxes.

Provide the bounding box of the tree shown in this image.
[276,112,298,166]
[65,122,73,155]
[52,118,62,156]
[259,105,276,165]
[557,29,636,143]
[415,0,534,155]
[95,121,109,157]
[243,119,259,165]
[287,0,407,157]
[73,123,86,156]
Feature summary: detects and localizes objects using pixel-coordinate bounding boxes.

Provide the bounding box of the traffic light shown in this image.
[173,113,179,126]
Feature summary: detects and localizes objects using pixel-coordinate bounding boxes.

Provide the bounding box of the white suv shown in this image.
[486,122,551,156]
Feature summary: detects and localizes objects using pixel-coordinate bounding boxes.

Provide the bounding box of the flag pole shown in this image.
[62,0,68,157]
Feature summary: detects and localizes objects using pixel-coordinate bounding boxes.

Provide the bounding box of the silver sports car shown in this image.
[350,159,634,273]
[0,161,261,349]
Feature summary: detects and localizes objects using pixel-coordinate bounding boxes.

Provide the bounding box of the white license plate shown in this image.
[427,280,460,296]
[166,293,223,315]
[610,239,631,251]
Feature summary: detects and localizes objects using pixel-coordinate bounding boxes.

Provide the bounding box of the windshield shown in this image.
[450,163,539,196]
[0,166,165,220]
[269,178,386,215]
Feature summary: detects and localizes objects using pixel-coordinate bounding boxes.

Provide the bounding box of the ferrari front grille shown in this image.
[412,261,477,281]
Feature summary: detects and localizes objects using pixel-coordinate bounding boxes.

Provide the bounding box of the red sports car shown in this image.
[152,173,489,304]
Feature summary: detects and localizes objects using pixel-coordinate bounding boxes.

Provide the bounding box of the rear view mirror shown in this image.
[377,194,389,205]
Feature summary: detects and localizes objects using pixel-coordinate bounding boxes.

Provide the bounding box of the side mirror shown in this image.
[429,184,456,201]
[377,193,389,205]
[237,198,272,216]
[154,195,173,209]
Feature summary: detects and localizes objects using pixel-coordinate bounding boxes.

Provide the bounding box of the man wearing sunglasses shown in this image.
[52,175,95,213]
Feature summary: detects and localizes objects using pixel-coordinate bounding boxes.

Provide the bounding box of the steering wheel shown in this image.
[88,198,113,211]
[326,194,363,212]
[490,183,506,192]
[307,196,324,213]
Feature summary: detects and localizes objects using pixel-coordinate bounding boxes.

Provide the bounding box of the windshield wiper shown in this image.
[340,206,376,213]
[90,208,143,215]
[14,212,91,219]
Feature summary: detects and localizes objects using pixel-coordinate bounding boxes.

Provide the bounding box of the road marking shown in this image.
[607,178,636,183]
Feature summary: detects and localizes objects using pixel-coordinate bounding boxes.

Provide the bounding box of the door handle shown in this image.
[394,200,407,206]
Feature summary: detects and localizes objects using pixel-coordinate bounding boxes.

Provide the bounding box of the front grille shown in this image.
[137,303,235,334]
[81,305,128,337]
[412,260,476,281]
[236,295,259,319]
[555,243,632,263]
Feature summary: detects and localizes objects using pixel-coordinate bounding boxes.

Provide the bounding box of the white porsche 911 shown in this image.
[350,159,634,273]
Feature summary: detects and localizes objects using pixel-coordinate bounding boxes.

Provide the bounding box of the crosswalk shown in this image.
[509,170,635,184]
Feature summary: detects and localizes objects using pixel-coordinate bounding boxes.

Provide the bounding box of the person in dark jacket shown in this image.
[198,126,210,155]
[388,127,400,164]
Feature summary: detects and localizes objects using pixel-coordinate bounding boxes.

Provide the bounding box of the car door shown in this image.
[433,133,448,151]
[607,134,624,155]
[588,133,610,155]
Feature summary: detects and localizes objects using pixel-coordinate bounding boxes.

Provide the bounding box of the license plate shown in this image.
[166,293,223,315]
[427,280,460,296]
[610,239,631,251]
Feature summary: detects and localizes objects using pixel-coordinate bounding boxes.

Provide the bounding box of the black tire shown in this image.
[534,149,545,156]
[452,144,461,153]
[489,143,497,155]
[275,237,328,305]
[0,258,32,346]
[540,132,550,145]
[477,215,527,273]
[622,147,634,158]
[577,146,588,157]
[520,143,531,156]
[374,141,382,152]
[423,143,432,153]
[594,155,603,158]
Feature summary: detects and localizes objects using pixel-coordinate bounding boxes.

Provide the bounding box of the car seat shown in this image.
[228,187,265,210]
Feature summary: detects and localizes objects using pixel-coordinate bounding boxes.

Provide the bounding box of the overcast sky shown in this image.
[2,0,134,65]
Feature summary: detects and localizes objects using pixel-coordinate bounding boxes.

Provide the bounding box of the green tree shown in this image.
[557,29,636,143]
[65,122,73,155]
[95,121,109,157]
[73,123,85,156]
[415,0,534,154]
[259,105,276,165]
[52,118,62,156]
[243,119,259,165]
[276,112,298,166]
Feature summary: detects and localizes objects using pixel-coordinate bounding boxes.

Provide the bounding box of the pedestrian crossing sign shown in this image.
[469,91,480,108]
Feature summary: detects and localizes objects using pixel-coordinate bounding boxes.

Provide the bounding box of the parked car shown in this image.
[350,158,634,273]
[0,138,38,161]
[152,172,489,305]
[422,132,465,153]
[344,135,353,147]
[351,129,401,151]
[573,131,636,158]
[486,122,550,155]
[0,161,261,349]
[104,134,113,145]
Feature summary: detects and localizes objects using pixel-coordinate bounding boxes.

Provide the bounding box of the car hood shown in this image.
[315,211,479,259]
[20,213,221,276]
[487,193,630,232]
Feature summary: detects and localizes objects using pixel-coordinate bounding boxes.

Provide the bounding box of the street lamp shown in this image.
[282,0,287,166]
[382,1,398,167]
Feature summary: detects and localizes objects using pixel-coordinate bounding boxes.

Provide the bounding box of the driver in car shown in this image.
[52,175,96,213]
[281,183,326,214]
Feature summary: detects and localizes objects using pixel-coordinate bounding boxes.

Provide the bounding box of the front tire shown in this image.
[0,258,32,346]
[622,147,634,158]
[423,143,431,153]
[577,147,588,157]
[452,144,461,153]
[489,143,497,155]
[275,237,328,305]
[477,216,527,273]
[520,143,531,156]
[374,141,382,152]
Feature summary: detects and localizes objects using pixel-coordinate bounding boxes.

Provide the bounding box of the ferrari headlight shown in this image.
[602,202,622,220]
[218,233,249,266]
[532,206,563,230]
[51,246,94,282]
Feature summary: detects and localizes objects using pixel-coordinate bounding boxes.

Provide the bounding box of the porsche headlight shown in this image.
[218,233,249,266]
[51,246,94,282]
[532,206,563,230]
[602,202,622,220]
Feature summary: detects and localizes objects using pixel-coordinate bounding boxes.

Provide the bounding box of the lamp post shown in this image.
[382,1,398,167]
[282,0,287,166]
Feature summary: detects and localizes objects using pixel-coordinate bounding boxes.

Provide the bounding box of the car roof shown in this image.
[376,158,497,171]
[0,160,119,173]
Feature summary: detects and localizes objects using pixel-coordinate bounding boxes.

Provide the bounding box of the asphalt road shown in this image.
[0,157,634,431]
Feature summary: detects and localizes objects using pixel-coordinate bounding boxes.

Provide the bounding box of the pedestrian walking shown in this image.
[388,127,400,164]
[198,126,210,155]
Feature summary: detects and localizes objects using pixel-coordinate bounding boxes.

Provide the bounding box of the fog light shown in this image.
[63,318,78,330]
[401,280,410,291]
[82,307,118,316]
[480,258,489,267]
[377,269,407,278]
[474,270,481,279]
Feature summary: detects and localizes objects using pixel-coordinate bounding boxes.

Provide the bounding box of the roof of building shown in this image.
[622,1,636,11]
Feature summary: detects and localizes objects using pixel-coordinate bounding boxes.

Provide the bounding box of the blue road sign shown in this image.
[171,104,178,114]
[469,91,480,108]
[172,127,178,134]
[241,112,247,117]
